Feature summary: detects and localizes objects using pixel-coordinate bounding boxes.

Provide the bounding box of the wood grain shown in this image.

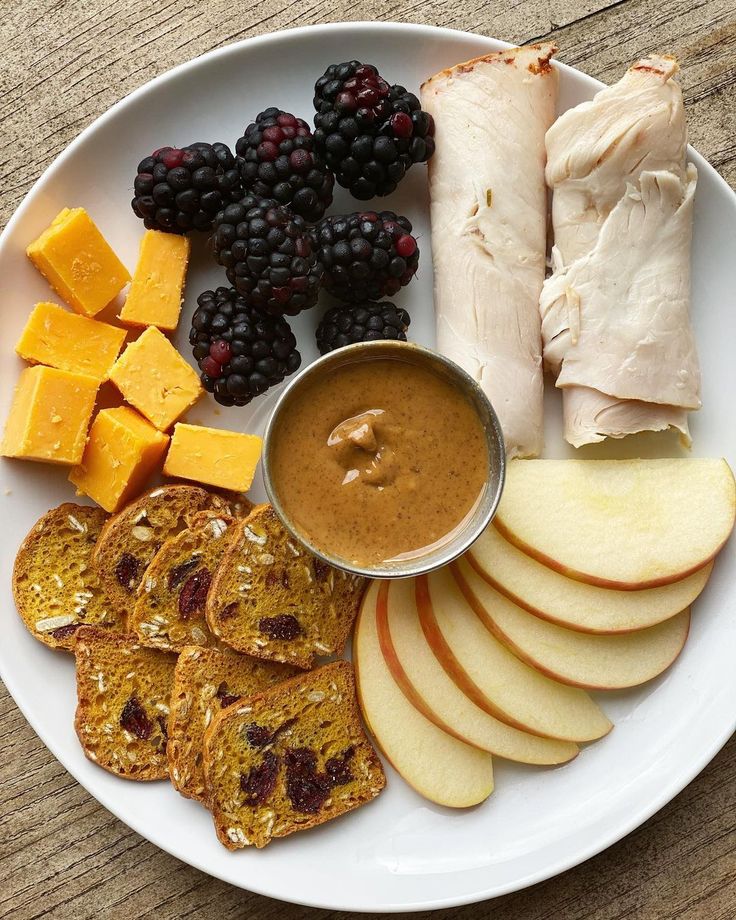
[1,1,735,917]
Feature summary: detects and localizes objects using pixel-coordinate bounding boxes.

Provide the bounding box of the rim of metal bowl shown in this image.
[262,340,506,579]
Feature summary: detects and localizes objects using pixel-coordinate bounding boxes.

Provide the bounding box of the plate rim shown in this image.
[1,20,735,913]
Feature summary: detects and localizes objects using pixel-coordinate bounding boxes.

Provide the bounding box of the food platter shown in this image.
[1,21,735,913]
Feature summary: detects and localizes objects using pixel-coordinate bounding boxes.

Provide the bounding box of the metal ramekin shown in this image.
[262,340,506,579]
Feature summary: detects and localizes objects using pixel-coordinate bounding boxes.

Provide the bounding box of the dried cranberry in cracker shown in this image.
[178,568,211,617]
[120,697,153,740]
[259,614,302,641]
[240,751,280,806]
[115,553,140,592]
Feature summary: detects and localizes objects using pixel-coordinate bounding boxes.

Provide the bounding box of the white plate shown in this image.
[1,22,735,914]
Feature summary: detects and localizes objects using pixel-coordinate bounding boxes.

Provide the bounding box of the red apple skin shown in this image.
[374,579,474,746]
[414,574,544,735]
[449,563,690,692]
[492,519,719,592]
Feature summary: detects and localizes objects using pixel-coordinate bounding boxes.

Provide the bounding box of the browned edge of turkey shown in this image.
[420,43,558,92]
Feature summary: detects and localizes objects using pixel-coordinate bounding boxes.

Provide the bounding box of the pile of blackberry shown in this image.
[210,195,323,316]
[235,109,334,222]
[316,300,410,354]
[312,210,419,301]
[134,62,432,410]
[313,61,435,199]
[131,142,242,233]
[189,288,301,406]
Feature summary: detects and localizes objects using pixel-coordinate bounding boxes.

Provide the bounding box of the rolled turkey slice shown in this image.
[540,56,700,447]
[421,45,557,459]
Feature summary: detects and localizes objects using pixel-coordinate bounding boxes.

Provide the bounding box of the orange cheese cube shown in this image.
[119,230,190,330]
[26,208,131,317]
[164,423,262,492]
[15,302,127,381]
[1,365,98,465]
[69,407,169,512]
[108,326,203,431]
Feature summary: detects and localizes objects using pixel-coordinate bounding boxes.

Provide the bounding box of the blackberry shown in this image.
[210,195,323,316]
[235,108,334,222]
[312,210,419,301]
[189,287,301,406]
[313,61,435,199]
[132,142,242,233]
[316,300,410,354]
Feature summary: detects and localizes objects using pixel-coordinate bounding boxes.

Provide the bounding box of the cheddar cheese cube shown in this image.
[164,423,262,492]
[108,326,202,431]
[26,208,131,317]
[1,365,98,465]
[119,230,191,330]
[69,407,169,512]
[15,302,127,381]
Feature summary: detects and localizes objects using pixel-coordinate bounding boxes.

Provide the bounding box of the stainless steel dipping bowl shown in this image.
[262,340,506,579]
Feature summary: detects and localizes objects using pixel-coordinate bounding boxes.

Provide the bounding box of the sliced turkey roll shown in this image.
[422,45,558,459]
[540,56,700,447]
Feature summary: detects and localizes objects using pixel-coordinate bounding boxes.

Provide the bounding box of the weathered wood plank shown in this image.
[1,1,735,917]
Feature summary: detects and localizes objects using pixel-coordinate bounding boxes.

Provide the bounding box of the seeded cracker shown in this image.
[13,504,125,651]
[168,646,298,802]
[129,512,237,651]
[206,504,366,669]
[93,484,242,617]
[73,627,177,780]
[203,660,385,848]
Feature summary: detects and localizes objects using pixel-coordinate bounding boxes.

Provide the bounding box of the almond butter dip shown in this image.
[269,356,488,565]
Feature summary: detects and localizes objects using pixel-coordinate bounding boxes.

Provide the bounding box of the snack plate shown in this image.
[1,22,735,913]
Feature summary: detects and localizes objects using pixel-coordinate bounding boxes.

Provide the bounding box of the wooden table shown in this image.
[2,2,735,917]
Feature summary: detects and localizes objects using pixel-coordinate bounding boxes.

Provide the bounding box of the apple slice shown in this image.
[494,459,735,589]
[382,577,579,764]
[452,558,691,690]
[467,523,711,633]
[353,580,494,808]
[419,570,612,742]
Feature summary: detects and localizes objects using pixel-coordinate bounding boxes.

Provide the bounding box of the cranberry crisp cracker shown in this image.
[130,512,237,651]
[203,660,385,848]
[13,503,124,651]
[206,504,366,669]
[73,627,177,780]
